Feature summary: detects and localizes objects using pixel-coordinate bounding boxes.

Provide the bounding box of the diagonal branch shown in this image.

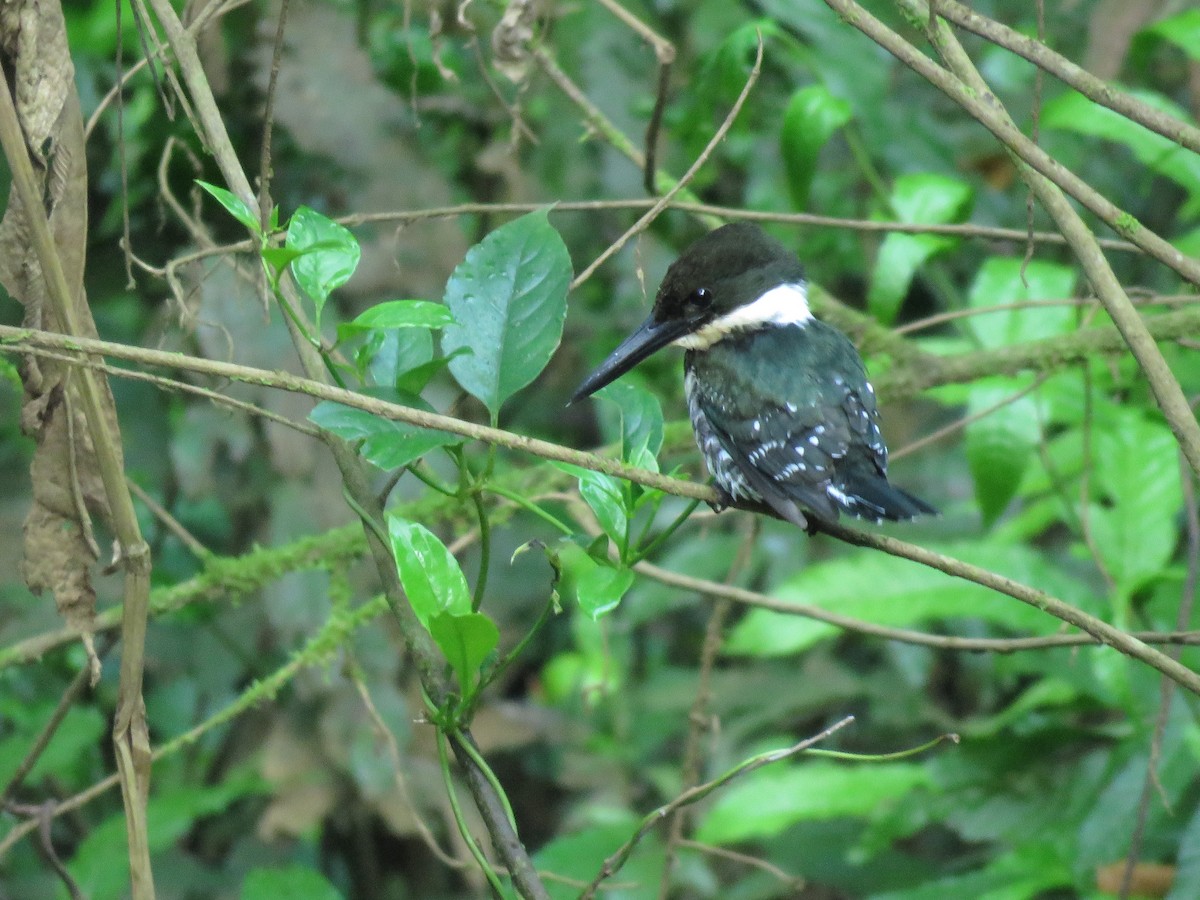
[821,0,1200,480]
[821,0,1200,288]
[930,0,1200,156]
[136,0,549,893]
[5,325,1200,697]
[0,45,155,900]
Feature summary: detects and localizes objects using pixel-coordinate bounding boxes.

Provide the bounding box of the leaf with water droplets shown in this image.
[441,210,572,420]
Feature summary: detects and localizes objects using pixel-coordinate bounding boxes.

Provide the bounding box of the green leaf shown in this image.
[966,257,1078,350]
[962,678,1080,738]
[870,845,1071,900]
[1144,8,1200,61]
[309,392,461,470]
[286,206,361,330]
[579,470,627,547]
[965,380,1043,524]
[1044,90,1200,214]
[338,300,456,341]
[1171,802,1200,899]
[554,540,634,619]
[1088,412,1184,594]
[724,541,1081,656]
[550,460,630,549]
[197,180,260,233]
[70,771,266,897]
[696,760,930,844]
[868,174,973,323]
[441,210,572,419]
[359,328,434,388]
[596,381,664,467]
[428,611,500,694]
[576,562,634,620]
[260,245,306,275]
[890,172,974,224]
[242,866,343,900]
[781,85,853,209]
[532,819,664,900]
[387,517,471,627]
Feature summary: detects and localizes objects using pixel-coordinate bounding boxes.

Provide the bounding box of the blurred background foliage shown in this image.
[2,0,1200,897]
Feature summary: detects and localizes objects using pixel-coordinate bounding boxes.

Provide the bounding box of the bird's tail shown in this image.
[834,473,938,522]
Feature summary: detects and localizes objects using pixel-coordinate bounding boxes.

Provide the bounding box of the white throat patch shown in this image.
[673,282,811,350]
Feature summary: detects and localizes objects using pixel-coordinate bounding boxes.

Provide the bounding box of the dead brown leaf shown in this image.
[0,0,125,672]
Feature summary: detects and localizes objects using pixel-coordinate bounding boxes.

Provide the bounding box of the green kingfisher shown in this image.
[570,223,936,527]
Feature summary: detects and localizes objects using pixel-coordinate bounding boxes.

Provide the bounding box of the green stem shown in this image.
[485,485,575,535]
[478,591,559,699]
[436,729,506,897]
[804,731,957,763]
[630,498,702,565]
[470,487,491,613]
[342,488,389,548]
[451,728,518,832]
[408,462,458,498]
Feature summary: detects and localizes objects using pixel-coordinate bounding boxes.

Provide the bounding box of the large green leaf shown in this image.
[724,541,1081,656]
[532,819,664,900]
[387,517,471,628]
[1171,803,1200,899]
[965,380,1044,524]
[338,299,455,341]
[871,844,1071,900]
[966,257,1078,349]
[70,771,267,897]
[360,328,434,388]
[286,206,361,330]
[309,390,461,471]
[552,461,628,548]
[1144,8,1200,61]
[441,210,572,419]
[1087,412,1184,595]
[428,611,500,693]
[696,761,930,844]
[868,174,973,323]
[242,867,343,900]
[1044,90,1200,214]
[781,85,852,209]
[595,381,664,467]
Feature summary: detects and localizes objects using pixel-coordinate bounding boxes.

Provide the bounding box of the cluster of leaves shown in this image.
[4,2,1200,899]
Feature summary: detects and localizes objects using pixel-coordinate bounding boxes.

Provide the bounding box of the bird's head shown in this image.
[570,223,810,403]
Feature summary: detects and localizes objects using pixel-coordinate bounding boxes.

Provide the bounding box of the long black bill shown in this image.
[568,314,692,405]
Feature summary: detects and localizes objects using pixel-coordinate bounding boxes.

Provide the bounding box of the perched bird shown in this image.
[570,223,936,528]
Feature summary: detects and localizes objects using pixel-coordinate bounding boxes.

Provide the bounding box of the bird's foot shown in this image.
[707,486,736,514]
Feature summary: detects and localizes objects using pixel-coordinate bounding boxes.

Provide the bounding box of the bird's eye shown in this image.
[687,287,712,311]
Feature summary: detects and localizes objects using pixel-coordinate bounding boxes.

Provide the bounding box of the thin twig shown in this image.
[580,717,856,900]
[139,0,552,890]
[823,0,1200,288]
[572,33,763,289]
[257,0,291,230]
[633,559,1200,653]
[933,0,1200,155]
[7,326,1200,696]
[888,0,1200,478]
[891,293,1200,336]
[125,478,211,559]
[659,519,758,897]
[0,654,101,806]
[890,373,1049,461]
[0,51,155,900]
[675,839,804,890]
[339,198,1143,251]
